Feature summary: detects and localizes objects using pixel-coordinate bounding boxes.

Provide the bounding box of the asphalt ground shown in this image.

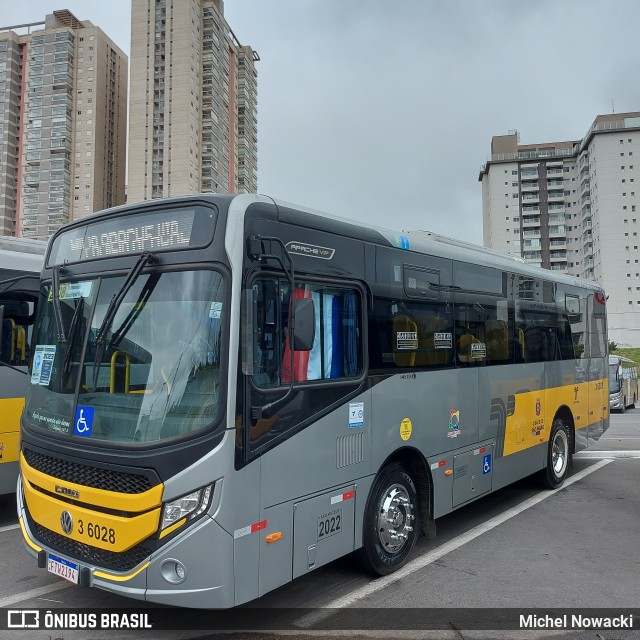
[0,411,638,640]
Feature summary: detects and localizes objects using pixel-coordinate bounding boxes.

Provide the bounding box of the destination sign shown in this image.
[47,206,216,266]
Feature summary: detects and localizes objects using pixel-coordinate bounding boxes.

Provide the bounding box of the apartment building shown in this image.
[128,0,258,202]
[0,10,127,240]
[480,112,640,346]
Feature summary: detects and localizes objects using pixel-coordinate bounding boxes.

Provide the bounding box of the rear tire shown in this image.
[541,418,571,489]
[359,463,420,576]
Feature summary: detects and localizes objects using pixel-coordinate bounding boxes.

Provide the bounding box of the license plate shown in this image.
[47,553,79,584]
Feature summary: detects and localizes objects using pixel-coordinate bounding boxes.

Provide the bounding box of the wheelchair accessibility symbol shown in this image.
[73,406,94,437]
[483,454,492,475]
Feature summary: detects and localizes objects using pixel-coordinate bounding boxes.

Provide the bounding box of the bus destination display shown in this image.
[47,207,215,266]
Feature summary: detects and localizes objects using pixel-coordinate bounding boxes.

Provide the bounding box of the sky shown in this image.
[5,0,640,243]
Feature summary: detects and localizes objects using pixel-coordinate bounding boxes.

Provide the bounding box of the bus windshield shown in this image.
[608,363,620,393]
[24,269,224,445]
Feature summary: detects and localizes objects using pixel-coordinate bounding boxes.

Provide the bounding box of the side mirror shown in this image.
[292,297,315,351]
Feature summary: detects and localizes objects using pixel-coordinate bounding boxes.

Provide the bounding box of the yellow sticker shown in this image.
[400,417,412,441]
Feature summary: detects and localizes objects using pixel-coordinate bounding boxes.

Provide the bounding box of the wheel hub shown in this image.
[376,483,415,553]
[552,429,568,477]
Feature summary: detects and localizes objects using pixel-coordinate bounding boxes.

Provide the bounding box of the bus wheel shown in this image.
[360,463,419,576]
[541,418,571,489]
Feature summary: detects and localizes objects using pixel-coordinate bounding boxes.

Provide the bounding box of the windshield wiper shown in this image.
[109,273,161,351]
[62,297,85,384]
[92,251,157,389]
[51,265,67,343]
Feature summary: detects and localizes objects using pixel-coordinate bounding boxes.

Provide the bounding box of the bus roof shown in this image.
[609,354,636,365]
[0,237,45,274]
[0,235,47,256]
[45,193,603,294]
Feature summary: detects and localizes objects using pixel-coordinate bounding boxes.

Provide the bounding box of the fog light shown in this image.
[161,559,187,584]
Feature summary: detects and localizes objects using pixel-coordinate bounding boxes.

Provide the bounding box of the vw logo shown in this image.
[60,510,73,535]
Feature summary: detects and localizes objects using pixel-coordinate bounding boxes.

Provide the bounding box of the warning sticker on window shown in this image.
[396,331,418,350]
[471,342,487,359]
[434,332,452,349]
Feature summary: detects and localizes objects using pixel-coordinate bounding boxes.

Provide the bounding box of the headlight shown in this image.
[161,484,213,531]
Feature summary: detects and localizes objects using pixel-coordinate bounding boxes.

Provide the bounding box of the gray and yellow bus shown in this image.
[18,195,608,607]
[0,236,45,496]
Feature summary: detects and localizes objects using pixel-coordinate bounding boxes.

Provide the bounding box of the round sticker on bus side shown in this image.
[400,418,412,441]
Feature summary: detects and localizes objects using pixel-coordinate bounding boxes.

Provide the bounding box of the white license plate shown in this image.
[47,553,79,584]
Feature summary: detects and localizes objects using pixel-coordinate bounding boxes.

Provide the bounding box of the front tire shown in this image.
[541,418,571,489]
[360,463,420,576]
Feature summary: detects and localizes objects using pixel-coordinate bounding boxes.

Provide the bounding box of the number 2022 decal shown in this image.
[317,509,342,540]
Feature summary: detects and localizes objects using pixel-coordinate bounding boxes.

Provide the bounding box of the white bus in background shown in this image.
[0,236,45,495]
[608,354,638,413]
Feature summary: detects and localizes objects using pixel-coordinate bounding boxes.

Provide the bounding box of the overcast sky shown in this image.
[6,0,640,243]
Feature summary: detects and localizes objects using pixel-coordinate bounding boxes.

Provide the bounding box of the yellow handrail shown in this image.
[110,350,130,393]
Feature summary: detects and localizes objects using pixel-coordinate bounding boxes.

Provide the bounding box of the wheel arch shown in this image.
[553,404,575,453]
[375,446,435,538]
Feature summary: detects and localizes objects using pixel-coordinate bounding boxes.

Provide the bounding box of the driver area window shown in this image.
[251,278,362,387]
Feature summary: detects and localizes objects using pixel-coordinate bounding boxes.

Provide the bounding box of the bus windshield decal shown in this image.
[47,281,93,301]
[31,345,56,386]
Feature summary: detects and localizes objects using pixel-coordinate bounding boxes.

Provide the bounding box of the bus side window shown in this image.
[391,305,417,368]
[0,318,12,362]
[282,284,360,383]
[0,300,33,366]
[485,319,509,362]
[454,303,487,366]
[252,279,362,386]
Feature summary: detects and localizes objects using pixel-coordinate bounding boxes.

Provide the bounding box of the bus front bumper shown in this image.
[609,391,624,411]
[17,476,235,609]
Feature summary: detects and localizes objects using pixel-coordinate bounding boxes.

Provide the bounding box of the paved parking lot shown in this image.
[0,411,639,639]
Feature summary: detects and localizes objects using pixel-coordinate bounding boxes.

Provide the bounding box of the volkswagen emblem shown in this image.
[60,510,73,535]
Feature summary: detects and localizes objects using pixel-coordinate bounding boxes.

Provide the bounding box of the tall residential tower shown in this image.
[128,0,258,202]
[480,112,640,345]
[0,10,127,239]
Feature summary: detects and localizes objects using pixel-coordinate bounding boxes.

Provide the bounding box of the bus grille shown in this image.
[32,522,152,573]
[23,448,153,494]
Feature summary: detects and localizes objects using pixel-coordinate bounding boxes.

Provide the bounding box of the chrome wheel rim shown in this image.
[552,427,569,478]
[376,483,415,553]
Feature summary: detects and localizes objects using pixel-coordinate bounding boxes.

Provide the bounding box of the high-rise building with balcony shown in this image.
[128,0,258,202]
[0,10,127,239]
[480,112,640,345]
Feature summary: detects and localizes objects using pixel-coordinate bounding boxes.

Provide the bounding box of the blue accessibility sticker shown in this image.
[483,454,492,475]
[73,406,95,437]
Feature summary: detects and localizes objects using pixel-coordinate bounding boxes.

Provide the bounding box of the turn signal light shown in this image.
[265,532,282,543]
